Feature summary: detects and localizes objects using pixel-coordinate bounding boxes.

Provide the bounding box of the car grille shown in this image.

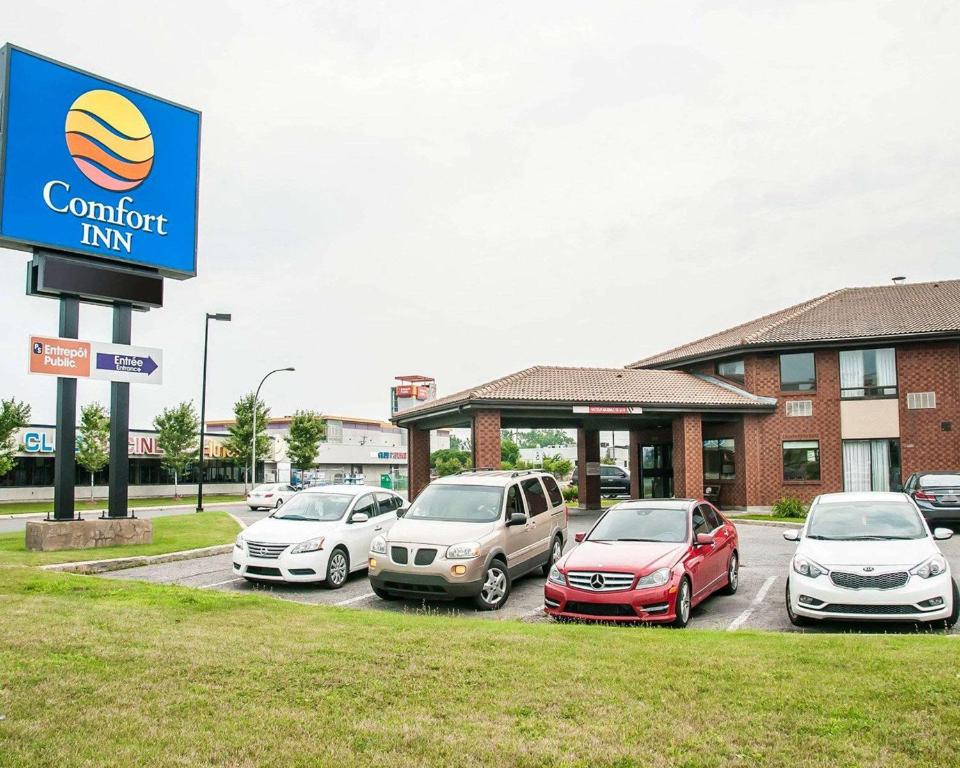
[830,571,909,590]
[566,571,635,592]
[564,601,636,617]
[246,541,289,559]
[246,565,282,577]
[820,603,919,615]
[383,581,447,595]
[391,546,409,565]
[414,548,437,566]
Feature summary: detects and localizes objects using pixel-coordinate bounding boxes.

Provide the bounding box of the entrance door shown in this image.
[639,444,673,499]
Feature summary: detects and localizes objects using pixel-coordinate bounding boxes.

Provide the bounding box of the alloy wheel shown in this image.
[678,580,691,623]
[480,565,507,606]
[551,538,562,565]
[729,554,738,590]
[329,552,348,586]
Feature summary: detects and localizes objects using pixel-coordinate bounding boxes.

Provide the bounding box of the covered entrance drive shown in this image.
[393,366,776,510]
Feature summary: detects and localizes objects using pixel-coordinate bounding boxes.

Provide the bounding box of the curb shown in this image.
[39,544,234,574]
[2,500,242,521]
[730,518,803,528]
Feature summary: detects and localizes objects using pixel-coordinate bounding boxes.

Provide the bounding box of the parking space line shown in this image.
[726,576,777,632]
[199,577,244,589]
[335,592,376,606]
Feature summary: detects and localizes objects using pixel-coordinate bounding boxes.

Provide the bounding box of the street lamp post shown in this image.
[196,313,231,512]
[251,367,295,490]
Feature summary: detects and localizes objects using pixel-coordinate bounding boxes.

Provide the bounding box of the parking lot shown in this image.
[102,504,960,633]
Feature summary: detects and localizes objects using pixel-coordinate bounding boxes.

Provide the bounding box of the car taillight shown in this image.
[265,493,274,498]
[915,490,937,501]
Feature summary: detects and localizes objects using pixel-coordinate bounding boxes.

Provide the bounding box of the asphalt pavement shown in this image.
[101,504,960,634]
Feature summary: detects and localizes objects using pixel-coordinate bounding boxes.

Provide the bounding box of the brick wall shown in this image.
[898,342,960,476]
[407,427,432,501]
[672,414,703,498]
[471,410,501,470]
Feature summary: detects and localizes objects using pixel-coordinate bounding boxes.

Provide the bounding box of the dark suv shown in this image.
[570,463,631,497]
[903,471,960,526]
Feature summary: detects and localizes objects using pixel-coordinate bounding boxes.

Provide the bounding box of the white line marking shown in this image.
[727,575,777,632]
[335,592,377,606]
[199,577,244,589]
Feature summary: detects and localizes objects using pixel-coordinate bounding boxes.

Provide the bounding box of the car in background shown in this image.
[246,483,299,510]
[544,498,738,626]
[783,492,958,628]
[234,484,407,588]
[569,463,631,497]
[368,470,568,610]
[903,471,960,526]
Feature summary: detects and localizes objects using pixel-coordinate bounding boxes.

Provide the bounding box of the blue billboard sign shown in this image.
[0,46,200,278]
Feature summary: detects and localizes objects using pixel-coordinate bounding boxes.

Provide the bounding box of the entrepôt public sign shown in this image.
[29,335,163,385]
[0,45,200,278]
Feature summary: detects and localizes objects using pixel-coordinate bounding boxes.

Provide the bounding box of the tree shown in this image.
[76,402,110,500]
[0,398,31,479]
[543,454,573,479]
[449,434,465,451]
[516,429,575,448]
[153,401,200,498]
[285,410,326,471]
[500,439,520,468]
[430,448,471,472]
[222,393,271,489]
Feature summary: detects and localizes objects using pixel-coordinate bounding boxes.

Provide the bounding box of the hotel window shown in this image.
[782,440,820,481]
[703,438,736,481]
[779,352,816,392]
[839,348,897,398]
[716,359,745,385]
[842,439,901,492]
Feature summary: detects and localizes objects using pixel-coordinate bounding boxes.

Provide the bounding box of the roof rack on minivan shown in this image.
[455,468,500,475]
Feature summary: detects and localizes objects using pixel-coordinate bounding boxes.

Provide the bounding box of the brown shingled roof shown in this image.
[629,279,960,368]
[393,366,775,422]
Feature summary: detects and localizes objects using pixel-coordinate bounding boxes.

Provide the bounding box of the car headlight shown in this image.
[636,567,671,589]
[793,556,828,578]
[289,537,324,554]
[446,542,481,559]
[548,564,566,585]
[235,535,245,550]
[910,555,948,579]
[370,535,387,555]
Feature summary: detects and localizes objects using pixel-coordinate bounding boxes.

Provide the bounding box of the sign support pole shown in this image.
[52,296,79,520]
[107,304,132,518]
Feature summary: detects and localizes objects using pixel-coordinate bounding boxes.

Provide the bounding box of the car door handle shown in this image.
[374,526,383,532]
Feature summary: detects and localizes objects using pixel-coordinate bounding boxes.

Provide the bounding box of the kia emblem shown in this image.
[862,566,875,572]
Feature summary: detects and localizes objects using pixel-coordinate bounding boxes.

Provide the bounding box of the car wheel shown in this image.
[371,584,397,601]
[542,535,563,576]
[940,578,959,630]
[785,582,809,627]
[323,547,349,590]
[473,559,511,611]
[275,498,283,509]
[720,551,739,595]
[672,577,691,628]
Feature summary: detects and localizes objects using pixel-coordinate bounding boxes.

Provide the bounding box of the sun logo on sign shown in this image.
[64,90,154,192]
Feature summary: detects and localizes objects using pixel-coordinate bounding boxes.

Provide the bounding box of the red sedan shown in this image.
[544,499,739,626]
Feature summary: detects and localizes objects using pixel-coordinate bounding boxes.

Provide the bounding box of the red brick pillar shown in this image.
[740,414,762,509]
[407,427,432,501]
[577,427,601,510]
[672,414,703,499]
[628,427,641,499]
[471,410,501,470]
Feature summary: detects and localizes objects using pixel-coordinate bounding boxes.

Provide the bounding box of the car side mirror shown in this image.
[695,533,715,546]
[396,506,407,518]
[574,532,585,543]
[782,529,801,542]
[351,512,369,524]
[506,512,527,527]
[933,527,954,541]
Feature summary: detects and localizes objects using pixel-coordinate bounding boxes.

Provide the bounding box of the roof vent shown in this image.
[891,276,906,284]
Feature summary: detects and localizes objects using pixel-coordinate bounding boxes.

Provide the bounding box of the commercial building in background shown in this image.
[204,414,450,490]
[394,280,960,511]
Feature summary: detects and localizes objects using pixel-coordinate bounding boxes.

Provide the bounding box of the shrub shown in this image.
[543,454,572,479]
[772,496,807,519]
[562,484,578,503]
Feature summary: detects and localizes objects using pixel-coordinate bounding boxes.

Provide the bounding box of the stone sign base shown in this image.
[25,517,153,552]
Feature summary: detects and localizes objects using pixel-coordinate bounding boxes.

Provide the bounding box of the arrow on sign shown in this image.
[96,353,159,376]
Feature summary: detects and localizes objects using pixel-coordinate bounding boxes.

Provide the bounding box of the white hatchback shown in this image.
[246,483,299,510]
[784,492,958,627]
[234,485,407,588]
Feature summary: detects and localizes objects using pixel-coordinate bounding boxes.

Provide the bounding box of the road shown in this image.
[102,504,960,633]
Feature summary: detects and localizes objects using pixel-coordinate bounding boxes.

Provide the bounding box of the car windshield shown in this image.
[252,484,278,493]
[919,474,960,488]
[270,492,353,522]
[588,507,688,543]
[806,501,926,540]
[405,484,503,523]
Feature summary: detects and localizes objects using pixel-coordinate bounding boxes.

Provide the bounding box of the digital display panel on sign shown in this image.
[0,46,200,278]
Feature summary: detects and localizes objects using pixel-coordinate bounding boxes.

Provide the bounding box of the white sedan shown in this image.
[784,492,958,628]
[234,485,407,588]
[246,483,299,510]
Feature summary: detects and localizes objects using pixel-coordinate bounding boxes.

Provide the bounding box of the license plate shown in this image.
[939,495,959,504]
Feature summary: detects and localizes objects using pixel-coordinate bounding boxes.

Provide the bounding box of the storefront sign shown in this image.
[18,427,227,457]
[29,335,163,384]
[372,450,408,461]
[585,461,601,476]
[0,46,200,278]
[571,405,643,415]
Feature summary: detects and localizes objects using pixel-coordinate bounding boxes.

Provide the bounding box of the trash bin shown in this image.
[380,474,393,489]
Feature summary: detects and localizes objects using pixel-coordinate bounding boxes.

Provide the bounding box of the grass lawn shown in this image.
[1,569,958,767]
[0,494,244,516]
[0,512,240,566]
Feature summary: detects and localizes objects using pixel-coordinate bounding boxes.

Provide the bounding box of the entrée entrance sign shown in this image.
[29,335,163,385]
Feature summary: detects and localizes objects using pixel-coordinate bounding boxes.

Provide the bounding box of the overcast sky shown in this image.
[2,1,958,427]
